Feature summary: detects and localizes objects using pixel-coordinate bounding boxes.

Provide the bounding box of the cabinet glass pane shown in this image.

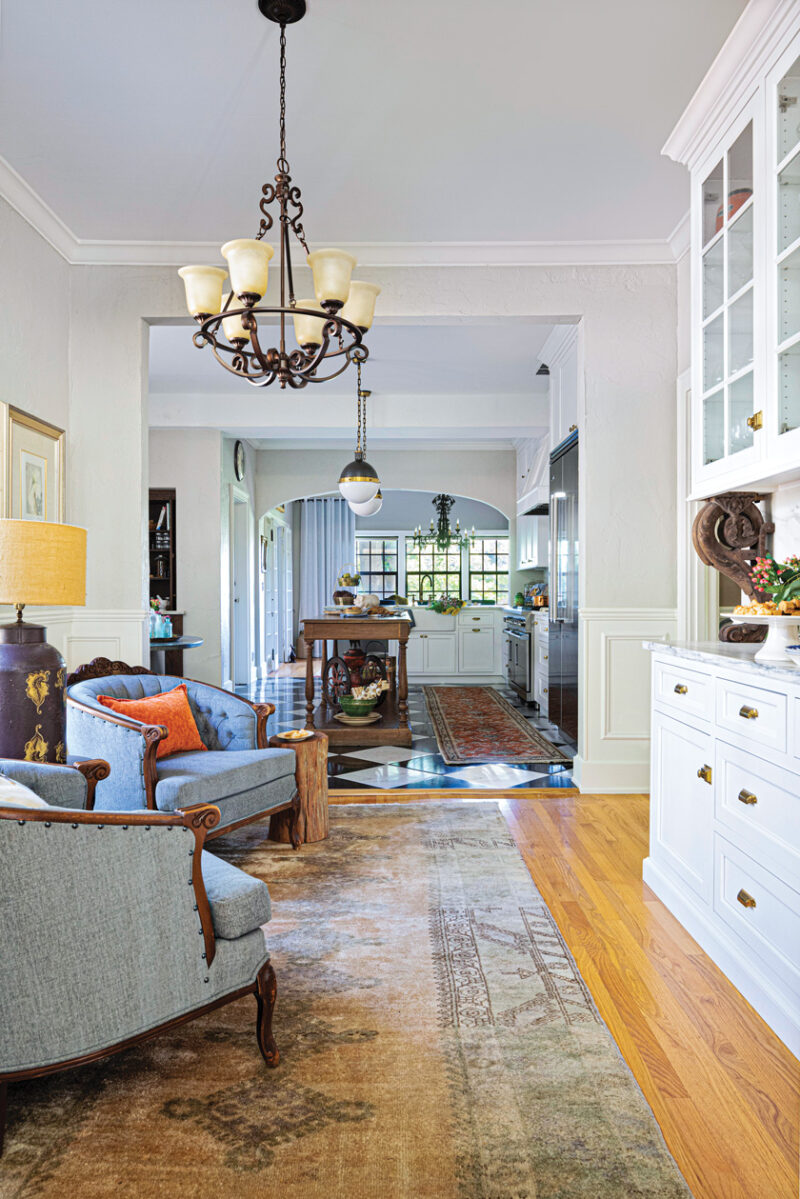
[778,54,800,162]
[728,373,755,455]
[778,345,800,433]
[727,205,753,297]
[702,159,724,247]
[778,149,800,252]
[728,290,753,375]
[778,243,800,344]
[703,313,724,391]
[727,123,753,208]
[703,238,724,316]
[703,389,725,464]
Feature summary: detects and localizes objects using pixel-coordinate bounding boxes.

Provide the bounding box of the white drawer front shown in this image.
[714,835,800,1000]
[534,640,549,673]
[715,742,800,877]
[793,696,800,763]
[653,658,712,722]
[460,610,496,629]
[716,675,787,756]
[534,613,549,637]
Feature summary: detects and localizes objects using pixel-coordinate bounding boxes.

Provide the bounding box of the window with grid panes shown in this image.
[405,542,462,602]
[468,537,510,604]
[355,536,398,598]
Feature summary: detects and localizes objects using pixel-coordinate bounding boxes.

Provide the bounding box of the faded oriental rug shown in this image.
[424,684,571,764]
[2,804,689,1199]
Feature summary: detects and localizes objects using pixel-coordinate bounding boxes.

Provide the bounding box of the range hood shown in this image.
[524,500,549,516]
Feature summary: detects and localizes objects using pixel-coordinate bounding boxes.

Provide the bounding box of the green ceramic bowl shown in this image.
[339,694,377,717]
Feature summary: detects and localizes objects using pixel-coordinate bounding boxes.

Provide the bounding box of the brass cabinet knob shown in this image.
[738,789,758,805]
[737,888,757,909]
[697,764,713,784]
[472,628,481,633]
[543,687,548,694]
[739,705,759,720]
[544,654,548,660]
[674,684,688,695]
[746,410,763,431]
[472,617,481,621]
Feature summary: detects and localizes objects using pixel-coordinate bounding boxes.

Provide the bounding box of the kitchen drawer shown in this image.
[653,657,712,723]
[716,675,787,756]
[714,834,800,1000]
[534,640,549,674]
[715,741,800,878]
[459,609,497,629]
[651,712,714,901]
[533,613,549,638]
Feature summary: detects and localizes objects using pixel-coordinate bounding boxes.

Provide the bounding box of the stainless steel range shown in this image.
[502,609,535,705]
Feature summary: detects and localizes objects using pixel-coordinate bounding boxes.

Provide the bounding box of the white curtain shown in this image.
[299,497,356,621]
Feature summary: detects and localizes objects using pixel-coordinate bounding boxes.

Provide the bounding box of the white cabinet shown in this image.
[540,326,580,451]
[405,634,425,674]
[516,515,548,569]
[425,633,457,674]
[651,711,714,902]
[458,627,495,673]
[515,434,549,514]
[407,609,503,679]
[665,5,800,496]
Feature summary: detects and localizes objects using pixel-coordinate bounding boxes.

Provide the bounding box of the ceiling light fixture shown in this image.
[339,355,380,505]
[349,489,383,518]
[178,0,380,390]
[412,495,476,552]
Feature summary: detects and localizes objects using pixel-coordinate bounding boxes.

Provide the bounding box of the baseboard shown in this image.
[410,674,506,686]
[643,856,800,1059]
[572,754,650,794]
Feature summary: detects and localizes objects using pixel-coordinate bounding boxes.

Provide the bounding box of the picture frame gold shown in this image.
[0,405,65,522]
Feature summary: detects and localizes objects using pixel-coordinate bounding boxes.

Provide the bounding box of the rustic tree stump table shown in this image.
[267,731,329,844]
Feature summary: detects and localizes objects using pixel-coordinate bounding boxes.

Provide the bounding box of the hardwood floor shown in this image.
[331,790,800,1199]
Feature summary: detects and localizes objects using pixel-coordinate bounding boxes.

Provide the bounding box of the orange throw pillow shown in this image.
[97,684,207,759]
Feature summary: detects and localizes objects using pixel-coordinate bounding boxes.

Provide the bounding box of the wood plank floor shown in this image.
[331,790,800,1199]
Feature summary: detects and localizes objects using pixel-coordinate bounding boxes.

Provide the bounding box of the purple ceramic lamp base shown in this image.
[0,607,67,763]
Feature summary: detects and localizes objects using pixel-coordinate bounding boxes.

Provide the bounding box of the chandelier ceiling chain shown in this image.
[178,1,380,391]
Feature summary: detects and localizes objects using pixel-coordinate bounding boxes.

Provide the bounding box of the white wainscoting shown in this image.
[1,607,149,672]
[573,607,677,794]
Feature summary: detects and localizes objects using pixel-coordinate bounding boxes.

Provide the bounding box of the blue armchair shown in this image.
[0,758,279,1156]
[65,658,300,842]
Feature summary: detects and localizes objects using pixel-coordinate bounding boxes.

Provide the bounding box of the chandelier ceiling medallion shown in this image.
[412,495,476,552]
[338,356,381,510]
[178,0,380,390]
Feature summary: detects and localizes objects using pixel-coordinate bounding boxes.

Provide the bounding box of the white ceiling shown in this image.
[0,0,746,246]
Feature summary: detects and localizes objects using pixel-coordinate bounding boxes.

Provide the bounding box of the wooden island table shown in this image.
[302,613,412,747]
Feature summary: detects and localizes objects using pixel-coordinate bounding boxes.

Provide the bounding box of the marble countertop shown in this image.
[643,639,800,684]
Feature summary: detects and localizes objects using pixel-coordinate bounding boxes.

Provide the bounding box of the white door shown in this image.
[651,713,714,902]
[459,628,495,674]
[262,521,279,673]
[425,634,457,674]
[276,523,293,663]
[406,635,424,673]
[232,497,252,687]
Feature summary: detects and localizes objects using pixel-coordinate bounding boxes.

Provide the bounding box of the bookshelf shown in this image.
[148,488,176,611]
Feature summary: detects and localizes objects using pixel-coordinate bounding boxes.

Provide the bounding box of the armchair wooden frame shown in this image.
[66,658,300,844]
[0,801,279,1155]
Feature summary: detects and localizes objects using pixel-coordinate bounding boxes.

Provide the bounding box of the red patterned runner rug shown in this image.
[423,685,571,765]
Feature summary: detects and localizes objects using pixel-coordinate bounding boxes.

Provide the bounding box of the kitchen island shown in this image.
[302,614,412,747]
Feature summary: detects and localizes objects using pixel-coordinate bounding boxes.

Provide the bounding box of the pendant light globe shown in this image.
[348,489,383,517]
[338,454,380,504]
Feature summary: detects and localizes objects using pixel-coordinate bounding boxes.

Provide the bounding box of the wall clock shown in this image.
[234,440,246,482]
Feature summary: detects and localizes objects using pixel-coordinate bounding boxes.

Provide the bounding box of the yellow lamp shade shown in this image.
[221,295,251,344]
[221,239,274,301]
[177,265,227,318]
[0,520,87,607]
[341,281,381,331]
[292,299,327,348]
[306,248,357,307]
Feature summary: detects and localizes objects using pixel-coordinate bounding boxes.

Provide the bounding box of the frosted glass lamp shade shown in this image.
[221,239,274,301]
[221,296,251,344]
[307,248,357,307]
[338,453,380,503]
[341,281,381,331]
[292,299,327,348]
[178,265,228,318]
[0,520,87,607]
[348,489,383,517]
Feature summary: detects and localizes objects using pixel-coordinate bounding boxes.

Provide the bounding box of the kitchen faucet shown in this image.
[419,573,434,602]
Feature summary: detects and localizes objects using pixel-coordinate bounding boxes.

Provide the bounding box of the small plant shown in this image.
[430,594,464,615]
[749,556,800,604]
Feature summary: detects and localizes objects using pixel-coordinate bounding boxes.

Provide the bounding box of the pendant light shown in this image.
[338,354,380,504]
[349,489,383,517]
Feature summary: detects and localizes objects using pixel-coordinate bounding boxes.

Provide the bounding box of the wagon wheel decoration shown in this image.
[323,656,352,705]
[361,654,388,707]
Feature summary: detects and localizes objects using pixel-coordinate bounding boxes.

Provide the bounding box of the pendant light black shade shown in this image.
[338,451,380,504]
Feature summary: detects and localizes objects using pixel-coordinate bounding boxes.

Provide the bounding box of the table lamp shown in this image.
[0,520,87,763]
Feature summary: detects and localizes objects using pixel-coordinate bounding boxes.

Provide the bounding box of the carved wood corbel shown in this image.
[691,492,773,643]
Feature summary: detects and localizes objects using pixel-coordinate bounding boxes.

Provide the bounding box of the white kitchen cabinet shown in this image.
[405,635,425,674]
[516,514,548,569]
[425,633,457,674]
[515,434,549,514]
[650,711,714,902]
[665,5,800,496]
[458,627,495,673]
[540,325,580,451]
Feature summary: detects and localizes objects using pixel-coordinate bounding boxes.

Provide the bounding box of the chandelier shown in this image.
[412,495,476,551]
[339,356,381,508]
[177,0,380,390]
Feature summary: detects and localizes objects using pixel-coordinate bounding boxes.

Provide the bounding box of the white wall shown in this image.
[354,489,507,531]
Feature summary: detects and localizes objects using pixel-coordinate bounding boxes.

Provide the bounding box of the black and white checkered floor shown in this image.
[239,678,576,792]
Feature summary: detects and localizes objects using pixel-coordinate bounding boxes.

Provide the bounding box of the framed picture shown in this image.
[1,406,65,522]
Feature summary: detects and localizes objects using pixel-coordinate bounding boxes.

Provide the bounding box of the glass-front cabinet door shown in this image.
[696,113,759,484]
[770,40,800,461]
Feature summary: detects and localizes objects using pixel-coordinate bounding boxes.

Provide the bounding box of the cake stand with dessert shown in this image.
[731,556,800,663]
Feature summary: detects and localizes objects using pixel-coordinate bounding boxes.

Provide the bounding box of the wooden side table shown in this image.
[267,731,329,844]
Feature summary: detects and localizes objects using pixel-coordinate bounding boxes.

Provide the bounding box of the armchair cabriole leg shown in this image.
[290,788,302,851]
[255,962,279,1067]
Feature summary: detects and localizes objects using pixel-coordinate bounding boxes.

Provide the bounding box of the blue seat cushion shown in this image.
[201,851,271,939]
[154,748,296,812]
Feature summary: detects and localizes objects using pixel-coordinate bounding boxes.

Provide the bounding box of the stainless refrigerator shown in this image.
[548,435,578,743]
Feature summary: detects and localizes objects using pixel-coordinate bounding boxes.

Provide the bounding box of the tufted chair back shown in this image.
[67,675,257,753]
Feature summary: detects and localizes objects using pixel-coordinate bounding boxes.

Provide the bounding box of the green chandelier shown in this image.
[412,494,476,552]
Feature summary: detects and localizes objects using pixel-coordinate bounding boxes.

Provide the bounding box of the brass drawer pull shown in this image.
[739,705,759,720]
[472,616,481,621]
[697,764,712,784]
[738,789,758,805]
[737,889,757,909]
[472,628,481,633]
[674,684,688,695]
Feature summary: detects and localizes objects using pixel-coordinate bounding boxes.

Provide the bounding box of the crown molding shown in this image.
[667,210,690,262]
[662,0,800,170]
[0,155,77,260]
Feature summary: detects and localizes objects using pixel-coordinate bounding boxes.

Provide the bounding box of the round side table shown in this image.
[268,731,329,844]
